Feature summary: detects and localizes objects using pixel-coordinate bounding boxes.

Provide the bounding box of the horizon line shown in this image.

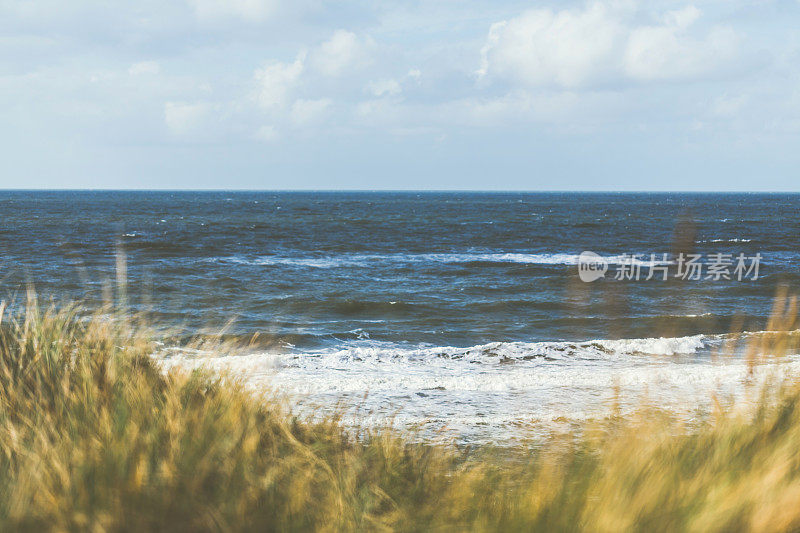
[0,189,799,194]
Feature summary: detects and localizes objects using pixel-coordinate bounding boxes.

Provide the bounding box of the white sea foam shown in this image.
[246,257,364,268]
[696,238,752,243]
[593,335,707,356]
[155,331,800,442]
[206,252,665,268]
[156,334,715,389]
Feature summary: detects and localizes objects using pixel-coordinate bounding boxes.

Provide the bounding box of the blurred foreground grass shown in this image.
[1,293,800,532]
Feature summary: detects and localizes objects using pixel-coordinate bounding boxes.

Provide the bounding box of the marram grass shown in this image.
[0,295,799,532]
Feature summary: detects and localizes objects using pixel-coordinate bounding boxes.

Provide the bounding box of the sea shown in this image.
[2,191,799,442]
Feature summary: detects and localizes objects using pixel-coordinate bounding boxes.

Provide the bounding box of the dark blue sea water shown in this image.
[2,191,797,344]
[3,191,799,441]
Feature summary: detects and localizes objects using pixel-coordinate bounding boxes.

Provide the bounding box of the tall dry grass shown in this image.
[0,290,799,531]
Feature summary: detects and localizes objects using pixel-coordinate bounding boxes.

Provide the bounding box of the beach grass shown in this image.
[1,292,800,531]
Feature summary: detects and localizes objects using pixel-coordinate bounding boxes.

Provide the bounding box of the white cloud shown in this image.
[479,2,739,88]
[478,3,625,88]
[291,98,331,124]
[254,55,304,109]
[624,7,737,81]
[309,30,372,77]
[250,30,373,115]
[128,61,160,76]
[164,101,210,136]
[366,78,401,97]
[187,0,277,21]
[250,29,377,121]
[255,124,279,142]
[440,91,591,129]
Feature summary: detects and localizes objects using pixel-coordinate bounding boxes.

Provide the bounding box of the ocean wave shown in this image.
[154,330,800,442]
[205,252,661,268]
[158,333,714,373]
[158,330,800,384]
[696,238,753,243]
[154,330,800,406]
[322,334,710,363]
[147,329,800,443]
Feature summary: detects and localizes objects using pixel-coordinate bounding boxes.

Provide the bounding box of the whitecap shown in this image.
[696,238,752,243]
[204,252,669,268]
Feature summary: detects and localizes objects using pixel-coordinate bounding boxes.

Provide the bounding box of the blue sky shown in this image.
[2,0,799,190]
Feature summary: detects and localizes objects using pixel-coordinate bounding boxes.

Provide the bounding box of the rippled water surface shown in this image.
[2,191,799,441]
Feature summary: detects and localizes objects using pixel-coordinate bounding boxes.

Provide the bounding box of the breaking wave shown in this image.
[205,252,664,269]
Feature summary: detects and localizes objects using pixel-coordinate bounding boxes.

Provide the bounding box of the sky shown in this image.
[1,0,800,190]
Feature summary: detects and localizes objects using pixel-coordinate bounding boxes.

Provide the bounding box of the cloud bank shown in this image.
[0,0,797,189]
